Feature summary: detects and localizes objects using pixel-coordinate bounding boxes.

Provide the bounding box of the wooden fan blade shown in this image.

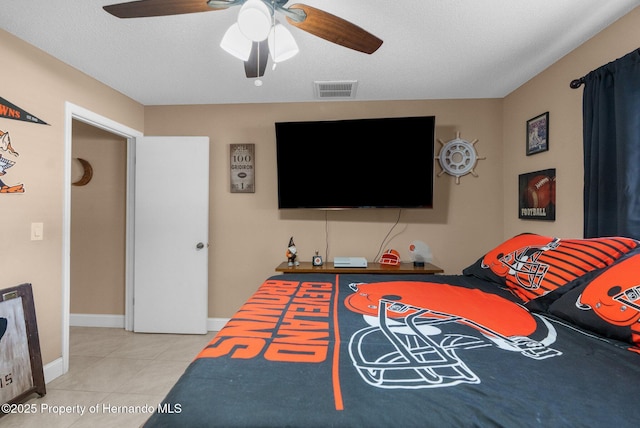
[103,0,225,18]
[244,40,269,78]
[286,4,382,54]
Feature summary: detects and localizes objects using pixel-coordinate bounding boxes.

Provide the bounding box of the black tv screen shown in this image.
[275,116,435,209]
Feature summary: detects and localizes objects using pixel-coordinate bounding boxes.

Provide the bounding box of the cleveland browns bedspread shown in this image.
[144,234,640,427]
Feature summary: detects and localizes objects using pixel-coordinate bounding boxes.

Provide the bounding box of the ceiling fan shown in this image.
[103,0,383,79]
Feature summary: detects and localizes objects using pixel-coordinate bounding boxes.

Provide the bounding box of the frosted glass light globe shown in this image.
[238,0,272,42]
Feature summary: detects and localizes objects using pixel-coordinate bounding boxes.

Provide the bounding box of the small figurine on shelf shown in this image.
[312,250,323,266]
[286,236,300,267]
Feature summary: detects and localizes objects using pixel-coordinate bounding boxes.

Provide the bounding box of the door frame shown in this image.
[62,102,143,374]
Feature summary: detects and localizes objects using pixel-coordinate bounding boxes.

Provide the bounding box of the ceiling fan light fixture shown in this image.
[220,23,252,61]
[268,22,299,63]
[237,0,272,42]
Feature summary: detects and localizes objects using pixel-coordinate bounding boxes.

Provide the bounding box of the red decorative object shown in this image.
[379,249,401,265]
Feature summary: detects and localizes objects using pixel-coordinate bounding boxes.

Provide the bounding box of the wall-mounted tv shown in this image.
[275,116,435,209]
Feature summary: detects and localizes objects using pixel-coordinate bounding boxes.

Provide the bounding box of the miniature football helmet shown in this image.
[379,249,401,265]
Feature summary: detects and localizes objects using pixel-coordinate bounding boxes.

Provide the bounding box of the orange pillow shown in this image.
[463,233,639,302]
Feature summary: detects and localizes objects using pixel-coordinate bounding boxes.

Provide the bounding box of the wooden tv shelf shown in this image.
[275,261,444,275]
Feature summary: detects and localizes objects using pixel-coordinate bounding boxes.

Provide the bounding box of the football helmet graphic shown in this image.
[345,281,561,389]
[479,234,639,302]
[481,236,560,290]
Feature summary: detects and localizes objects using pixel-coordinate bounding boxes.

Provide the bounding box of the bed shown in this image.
[144,233,640,427]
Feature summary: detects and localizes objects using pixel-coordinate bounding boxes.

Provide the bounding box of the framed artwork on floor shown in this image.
[0,283,46,411]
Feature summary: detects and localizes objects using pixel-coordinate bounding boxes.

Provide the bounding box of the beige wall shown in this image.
[71,121,127,315]
[502,7,640,239]
[1,5,638,369]
[144,99,505,317]
[0,29,144,365]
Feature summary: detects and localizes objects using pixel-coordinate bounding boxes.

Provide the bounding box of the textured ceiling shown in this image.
[1,0,638,105]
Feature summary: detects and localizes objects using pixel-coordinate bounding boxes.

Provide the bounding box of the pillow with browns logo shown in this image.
[463,233,639,302]
[547,251,640,351]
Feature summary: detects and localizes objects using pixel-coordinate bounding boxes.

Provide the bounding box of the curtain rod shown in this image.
[570,77,585,89]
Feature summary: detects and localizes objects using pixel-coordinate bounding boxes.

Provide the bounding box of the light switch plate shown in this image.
[31,222,43,241]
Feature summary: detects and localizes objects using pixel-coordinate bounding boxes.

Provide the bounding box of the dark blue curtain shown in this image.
[583,48,640,239]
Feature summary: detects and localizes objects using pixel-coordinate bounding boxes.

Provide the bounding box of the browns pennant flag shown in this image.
[0,96,49,125]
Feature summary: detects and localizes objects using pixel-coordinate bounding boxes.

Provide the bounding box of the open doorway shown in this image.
[70,121,127,327]
[62,103,143,376]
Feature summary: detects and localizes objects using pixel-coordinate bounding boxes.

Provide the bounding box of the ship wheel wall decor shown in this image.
[436,132,485,184]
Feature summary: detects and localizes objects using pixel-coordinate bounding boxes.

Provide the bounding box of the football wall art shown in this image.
[0,128,24,193]
[0,96,49,194]
[518,168,556,221]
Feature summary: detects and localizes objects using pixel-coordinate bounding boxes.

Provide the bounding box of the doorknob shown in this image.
[196,242,205,250]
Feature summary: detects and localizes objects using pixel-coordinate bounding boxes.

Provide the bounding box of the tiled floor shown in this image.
[1,326,216,428]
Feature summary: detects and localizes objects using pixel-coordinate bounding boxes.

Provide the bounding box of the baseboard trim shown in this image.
[44,357,64,384]
[207,317,229,332]
[69,313,229,332]
[70,313,125,328]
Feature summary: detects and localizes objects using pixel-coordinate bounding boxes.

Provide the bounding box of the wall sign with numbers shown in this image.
[230,144,255,193]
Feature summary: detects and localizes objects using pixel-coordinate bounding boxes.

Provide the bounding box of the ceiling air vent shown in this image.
[314,80,358,99]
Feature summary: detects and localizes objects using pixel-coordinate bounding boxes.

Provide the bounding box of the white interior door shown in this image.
[134,136,209,334]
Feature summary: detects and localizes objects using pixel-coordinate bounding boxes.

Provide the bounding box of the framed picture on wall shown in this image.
[518,168,556,221]
[230,144,255,193]
[526,112,549,155]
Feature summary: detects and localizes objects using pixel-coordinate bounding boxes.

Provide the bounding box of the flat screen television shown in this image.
[275,116,435,209]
